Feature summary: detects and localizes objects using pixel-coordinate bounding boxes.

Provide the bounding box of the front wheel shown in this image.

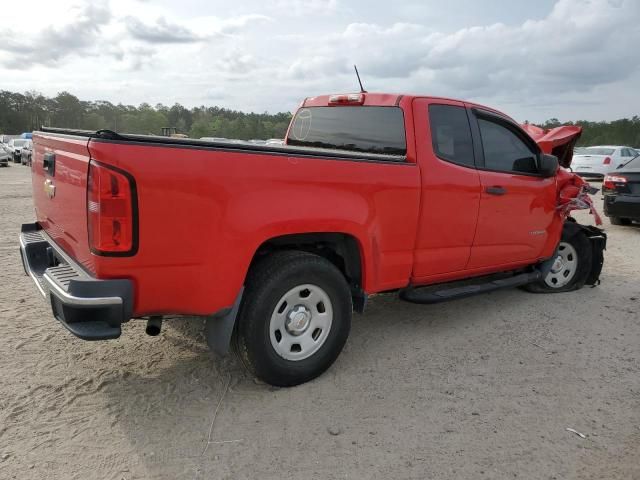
[524,231,593,293]
[235,251,352,387]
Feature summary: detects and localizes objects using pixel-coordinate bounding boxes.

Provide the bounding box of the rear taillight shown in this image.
[603,157,611,165]
[603,174,627,190]
[88,161,137,255]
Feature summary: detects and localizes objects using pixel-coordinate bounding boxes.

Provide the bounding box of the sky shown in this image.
[0,0,638,122]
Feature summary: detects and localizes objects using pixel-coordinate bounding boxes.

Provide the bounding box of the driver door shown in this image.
[467,108,560,270]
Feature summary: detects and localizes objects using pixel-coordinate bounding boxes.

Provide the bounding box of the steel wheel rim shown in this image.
[544,241,578,288]
[269,283,333,361]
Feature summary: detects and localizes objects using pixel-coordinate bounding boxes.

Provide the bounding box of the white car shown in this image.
[571,146,638,180]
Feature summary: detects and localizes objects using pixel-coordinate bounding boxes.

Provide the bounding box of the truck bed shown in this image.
[40,127,407,163]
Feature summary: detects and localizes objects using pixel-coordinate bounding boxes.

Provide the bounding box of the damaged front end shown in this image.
[522,123,602,225]
[523,123,607,285]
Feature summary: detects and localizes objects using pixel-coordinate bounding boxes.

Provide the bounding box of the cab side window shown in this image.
[478,118,538,174]
[429,104,475,167]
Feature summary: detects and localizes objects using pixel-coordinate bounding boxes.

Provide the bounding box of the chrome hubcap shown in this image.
[269,284,333,361]
[544,241,578,288]
[285,305,312,335]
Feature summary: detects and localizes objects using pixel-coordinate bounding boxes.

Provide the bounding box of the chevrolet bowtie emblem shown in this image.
[44,179,56,199]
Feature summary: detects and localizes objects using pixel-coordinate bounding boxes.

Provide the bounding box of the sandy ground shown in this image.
[0,163,638,480]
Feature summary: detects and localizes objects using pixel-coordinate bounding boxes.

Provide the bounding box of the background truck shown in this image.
[20,92,605,386]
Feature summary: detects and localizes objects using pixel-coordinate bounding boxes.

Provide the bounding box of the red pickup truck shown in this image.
[20,92,606,386]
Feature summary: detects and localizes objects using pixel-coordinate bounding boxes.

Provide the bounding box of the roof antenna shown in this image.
[354,64,367,93]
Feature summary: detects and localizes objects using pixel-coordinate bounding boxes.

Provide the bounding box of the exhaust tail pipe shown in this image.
[145,316,163,336]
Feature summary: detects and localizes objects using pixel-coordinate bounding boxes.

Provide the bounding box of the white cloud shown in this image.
[124,16,203,43]
[0,2,111,67]
[272,0,339,16]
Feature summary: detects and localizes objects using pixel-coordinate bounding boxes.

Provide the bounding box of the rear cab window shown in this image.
[287,106,406,158]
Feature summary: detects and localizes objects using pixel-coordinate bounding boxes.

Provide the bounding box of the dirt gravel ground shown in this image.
[0,163,638,480]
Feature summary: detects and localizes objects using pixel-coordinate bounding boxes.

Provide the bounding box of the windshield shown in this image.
[13,139,27,147]
[583,147,615,155]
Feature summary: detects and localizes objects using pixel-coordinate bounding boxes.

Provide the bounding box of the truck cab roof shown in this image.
[300,92,514,121]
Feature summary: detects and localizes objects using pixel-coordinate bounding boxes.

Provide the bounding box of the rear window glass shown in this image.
[287,106,406,156]
[583,147,615,155]
[623,156,640,168]
[429,104,474,167]
[13,139,26,146]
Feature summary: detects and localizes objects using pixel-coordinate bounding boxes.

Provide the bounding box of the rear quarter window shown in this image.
[428,104,475,167]
[287,106,406,157]
[584,148,615,155]
[623,156,640,168]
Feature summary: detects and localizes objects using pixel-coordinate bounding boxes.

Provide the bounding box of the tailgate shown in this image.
[31,132,94,273]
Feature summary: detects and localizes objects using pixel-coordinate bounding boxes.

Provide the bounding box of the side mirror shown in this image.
[539,154,559,177]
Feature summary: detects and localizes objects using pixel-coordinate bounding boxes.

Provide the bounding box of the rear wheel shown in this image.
[610,216,631,226]
[235,251,352,387]
[524,231,592,293]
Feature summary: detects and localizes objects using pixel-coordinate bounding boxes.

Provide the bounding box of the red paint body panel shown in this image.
[468,170,561,269]
[36,136,421,316]
[29,92,587,318]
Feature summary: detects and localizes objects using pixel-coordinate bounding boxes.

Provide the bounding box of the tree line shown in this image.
[1,90,639,146]
[0,90,292,140]
[538,117,640,147]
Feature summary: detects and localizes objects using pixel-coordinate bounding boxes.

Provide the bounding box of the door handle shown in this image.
[43,152,56,176]
[485,186,506,196]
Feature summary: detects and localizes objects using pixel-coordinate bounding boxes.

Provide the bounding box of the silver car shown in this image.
[0,145,10,167]
[6,138,29,163]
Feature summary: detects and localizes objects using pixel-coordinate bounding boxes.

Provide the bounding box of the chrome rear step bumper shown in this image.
[19,223,133,340]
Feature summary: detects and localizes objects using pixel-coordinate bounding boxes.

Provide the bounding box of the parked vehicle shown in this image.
[603,155,640,225]
[20,132,33,139]
[19,92,606,386]
[20,140,33,166]
[6,138,29,163]
[572,146,638,179]
[0,145,10,167]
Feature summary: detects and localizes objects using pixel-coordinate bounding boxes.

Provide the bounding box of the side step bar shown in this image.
[399,270,543,304]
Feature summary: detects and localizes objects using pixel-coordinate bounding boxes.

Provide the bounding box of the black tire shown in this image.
[610,216,631,226]
[235,250,352,387]
[524,230,592,293]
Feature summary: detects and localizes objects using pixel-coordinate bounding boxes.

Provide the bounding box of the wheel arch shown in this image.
[249,232,367,313]
[561,219,607,286]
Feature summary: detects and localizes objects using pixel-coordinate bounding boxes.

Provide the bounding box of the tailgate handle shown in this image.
[485,186,506,196]
[43,152,56,176]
